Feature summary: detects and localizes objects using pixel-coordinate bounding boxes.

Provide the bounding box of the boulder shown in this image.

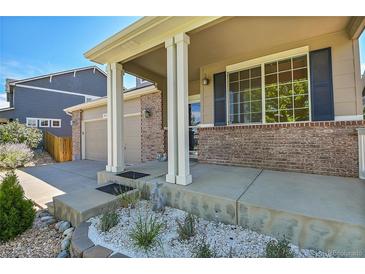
[59,221,71,233]
[63,227,74,238]
[57,250,69,258]
[61,238,71,251]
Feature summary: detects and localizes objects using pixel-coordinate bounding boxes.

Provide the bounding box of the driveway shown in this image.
[14,160,106,208]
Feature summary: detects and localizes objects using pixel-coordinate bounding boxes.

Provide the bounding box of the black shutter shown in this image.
[213,72,227,126]
[310,48,334,121]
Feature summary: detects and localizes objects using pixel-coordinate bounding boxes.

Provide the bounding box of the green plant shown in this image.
[192,238,217,258]
[0,143,34,169]
[120,191,139,209]
[0,121,42,149]
[176,214,196,241]
[0,171,36,242]
[129,213,164,251]
[100,210,119,232]
[265,237,294,258]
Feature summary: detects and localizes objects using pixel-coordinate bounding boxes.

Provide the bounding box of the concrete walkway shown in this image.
[14,160,106,208]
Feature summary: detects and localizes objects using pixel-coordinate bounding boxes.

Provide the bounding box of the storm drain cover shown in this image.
[96,183,134,196]
[117,171,150,180]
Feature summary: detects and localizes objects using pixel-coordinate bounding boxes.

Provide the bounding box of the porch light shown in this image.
[143,109,151,118]
[202,77,209,86]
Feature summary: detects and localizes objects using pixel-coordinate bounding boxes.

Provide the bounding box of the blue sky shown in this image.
[0,16,141,107]
[0,17,364,108]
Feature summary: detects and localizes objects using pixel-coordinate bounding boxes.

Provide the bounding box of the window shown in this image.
[51,119,61,128]
[39,119,50,127]
[189,101,201,156]
[227,50,310,124]
[26,118,38,128]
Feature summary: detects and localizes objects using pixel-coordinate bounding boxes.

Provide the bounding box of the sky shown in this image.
[0,17,365,109]
[0,16,141,108]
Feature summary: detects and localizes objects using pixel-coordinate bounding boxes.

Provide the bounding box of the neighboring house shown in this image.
[0,66,107,136]
[75,16,364,182]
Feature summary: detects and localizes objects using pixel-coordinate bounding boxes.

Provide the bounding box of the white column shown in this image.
[165,37,178,184]
[175,33,192,185]
[106,64,113,172]
[357,128,365,179]
[106,62,125,173]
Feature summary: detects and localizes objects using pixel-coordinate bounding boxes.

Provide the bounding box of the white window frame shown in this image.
[225,46,311,125]
[26,117,38,128]
[39,119,50,128]
[51,119,62,128]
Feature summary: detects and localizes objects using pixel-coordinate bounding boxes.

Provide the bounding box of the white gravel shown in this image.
[88,200,331,258]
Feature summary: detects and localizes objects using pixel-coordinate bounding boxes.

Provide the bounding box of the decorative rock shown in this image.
[39,211,51,218]
[41,216,53,222]
[59,221,71,233]
[63,227,74,238]
[57,250,69,258]
[61,239,71,251]
[44,218,56,225]
[55,221,63,230]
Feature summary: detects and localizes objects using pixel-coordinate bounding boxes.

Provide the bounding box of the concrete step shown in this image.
[45,201,55,215]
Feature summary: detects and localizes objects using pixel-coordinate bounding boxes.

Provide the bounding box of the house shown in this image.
[0,66,107,136]
[74,16,365,181]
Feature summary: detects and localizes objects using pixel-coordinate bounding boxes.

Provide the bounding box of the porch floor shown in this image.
[55,161,365,255]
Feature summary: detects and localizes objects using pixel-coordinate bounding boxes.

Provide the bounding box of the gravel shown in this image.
[88,200,332,258]
[0,210,63,258]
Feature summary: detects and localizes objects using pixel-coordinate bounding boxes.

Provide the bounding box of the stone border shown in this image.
[70,222,129,258]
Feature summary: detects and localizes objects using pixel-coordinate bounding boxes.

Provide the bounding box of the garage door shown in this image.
[83,116,141,163]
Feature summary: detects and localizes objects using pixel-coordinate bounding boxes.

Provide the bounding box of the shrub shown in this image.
[100,210,119,232]
[120,191,139,209]
[176,213,196,241]
[129,213,164,251]
[0,171,36,242]
[0,121,42,149]
[265,237,294,258]
[0,143,34,169]
[192,238,217,258]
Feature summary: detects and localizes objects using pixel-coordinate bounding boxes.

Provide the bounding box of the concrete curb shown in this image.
[70,221,129,258]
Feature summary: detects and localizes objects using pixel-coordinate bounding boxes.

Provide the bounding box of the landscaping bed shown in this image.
[88,200,332,258]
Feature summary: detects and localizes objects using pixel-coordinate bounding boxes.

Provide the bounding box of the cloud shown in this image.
[0,92,10,109]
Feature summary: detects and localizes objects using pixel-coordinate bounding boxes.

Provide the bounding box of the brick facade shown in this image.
[198,120,365,177]
[71,110,82,160]
[140,91,165,161]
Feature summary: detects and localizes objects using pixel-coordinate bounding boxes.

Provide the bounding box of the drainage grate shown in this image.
[117,171,150,180]
[96,183,134,196]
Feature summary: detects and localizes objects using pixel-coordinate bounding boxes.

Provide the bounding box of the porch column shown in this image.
[175,33,192,185]
[106,62,125,173]
[165,37,178,183]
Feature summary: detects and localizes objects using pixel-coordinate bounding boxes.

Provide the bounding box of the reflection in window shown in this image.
[189,102,200,154]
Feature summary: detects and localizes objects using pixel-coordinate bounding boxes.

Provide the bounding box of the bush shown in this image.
[192,238,217,258]
[265,237,294,258]
[0,121,42,149]
[176,213,196,241]
[0,143,34,169]
[0,171,36,242]
[129,213,164,251]
[100,210,119,232]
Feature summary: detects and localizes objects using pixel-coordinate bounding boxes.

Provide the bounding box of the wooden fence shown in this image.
[44,131,72,162]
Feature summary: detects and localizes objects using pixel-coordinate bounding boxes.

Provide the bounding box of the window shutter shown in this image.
[213,72,227,126]
[310,48,334,121]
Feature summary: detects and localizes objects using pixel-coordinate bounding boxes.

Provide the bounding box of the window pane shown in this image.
[293,81,308,95]
[279,96,293,110]
[265,85,278,98]
[251,89,261,100]
[266,111,279,123]
[230,114,239,124]
[230,92,239,104]
[251,101,262,113]
[239,70,249,80]
[278,58,291,71]
[251,78,261,89]
[230,72,238,82]
[265,74,277,85]
[230,82,239,92]
[265,62,277,74]
[293,68,307,81]
[294,95,309,109]
[279,71,292,84]
[294,108,309,121]
[241,91,250,101]
[240,80,249,91]
[293,55,307,69]
[265,98,278,112]
[251,113,262,123]
[280,109,294,122]
[250,67,261,78]
[240,114,251,123]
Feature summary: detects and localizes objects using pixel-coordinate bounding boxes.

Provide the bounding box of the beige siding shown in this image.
[201,31,361,124]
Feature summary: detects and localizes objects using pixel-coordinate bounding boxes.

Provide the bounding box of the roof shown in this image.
[64,84,158,113]
[9,66,106,86]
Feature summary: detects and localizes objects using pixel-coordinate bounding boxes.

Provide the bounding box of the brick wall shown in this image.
[140,91,165,161]
[198,121,365,177]
[71,110,82,160]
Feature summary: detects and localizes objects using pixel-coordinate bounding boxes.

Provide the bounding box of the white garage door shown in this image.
[83,116,141,163]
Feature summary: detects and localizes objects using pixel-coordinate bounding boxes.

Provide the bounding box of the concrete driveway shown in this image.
[14,160,106,208]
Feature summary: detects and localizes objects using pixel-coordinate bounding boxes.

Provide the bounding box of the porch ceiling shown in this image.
[125,16,352,82]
